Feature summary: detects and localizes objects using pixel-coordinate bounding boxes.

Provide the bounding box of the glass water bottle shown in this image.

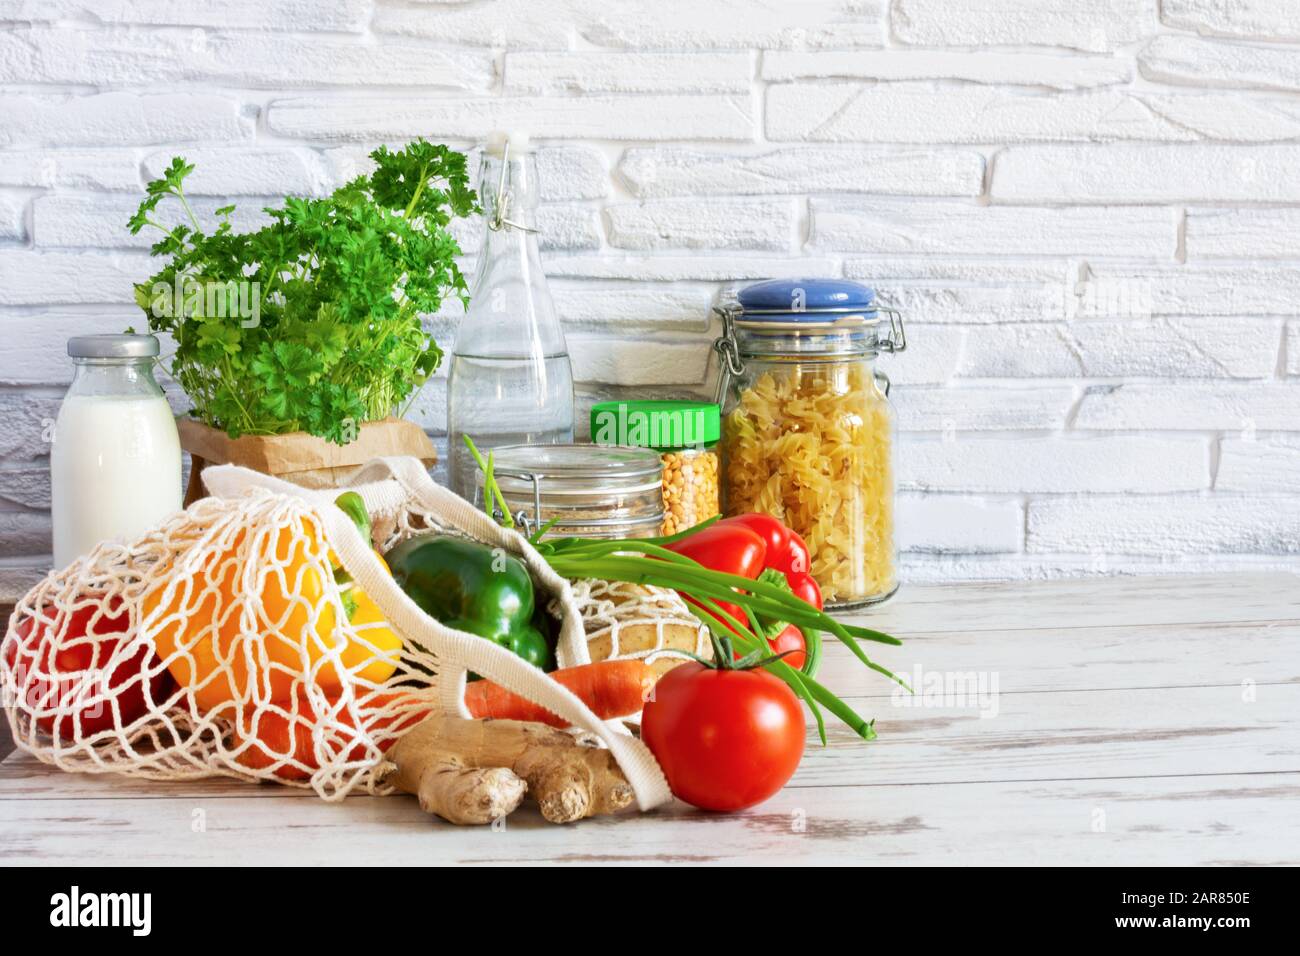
[446,132,574,498]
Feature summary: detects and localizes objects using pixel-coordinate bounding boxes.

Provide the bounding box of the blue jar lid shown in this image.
[736,278,876,319]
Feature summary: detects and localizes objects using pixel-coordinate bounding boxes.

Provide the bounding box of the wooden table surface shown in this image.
[3,573,1298,866]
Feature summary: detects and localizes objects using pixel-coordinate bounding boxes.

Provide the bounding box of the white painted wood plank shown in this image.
[813,619,1300,699]
[2,574,1298,865]
[0,752,297,801]
[855,572,1300,634]
[4,684,1296,796]
[2,774,1296,866]
[796,683,1300,788]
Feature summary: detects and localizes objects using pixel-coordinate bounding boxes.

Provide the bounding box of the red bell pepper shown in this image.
[716,514,824,612]
[785,570,823,611]
[664,521,768,579]
[748,569,815,668]
[664,521,767,631]
[714,514,813,576]
[666,515,824,670]
[765,623,807,670]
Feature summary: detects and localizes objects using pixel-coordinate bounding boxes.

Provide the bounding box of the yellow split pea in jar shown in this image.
[715,279,908,609]
[590,400,721,536]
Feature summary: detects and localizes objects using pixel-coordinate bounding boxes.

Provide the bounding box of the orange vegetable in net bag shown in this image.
[143,512,397,715]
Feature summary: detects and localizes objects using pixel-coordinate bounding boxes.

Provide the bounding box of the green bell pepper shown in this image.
[384,533,553,671]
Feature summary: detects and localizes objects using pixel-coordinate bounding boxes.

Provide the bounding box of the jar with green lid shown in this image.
[481,443,664,540]
[590,400,721,536]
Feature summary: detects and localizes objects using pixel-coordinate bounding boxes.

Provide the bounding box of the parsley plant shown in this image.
[128,139,477,444]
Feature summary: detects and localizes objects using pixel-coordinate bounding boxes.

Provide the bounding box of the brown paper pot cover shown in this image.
[178,416,437,505]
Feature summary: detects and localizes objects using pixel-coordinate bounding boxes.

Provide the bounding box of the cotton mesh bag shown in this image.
[0,456,672,810]
[569,579,712,678]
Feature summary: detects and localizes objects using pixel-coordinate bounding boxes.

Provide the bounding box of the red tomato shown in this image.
[4,600,173,738]
[642,661,806,812]
[716,514,812,576]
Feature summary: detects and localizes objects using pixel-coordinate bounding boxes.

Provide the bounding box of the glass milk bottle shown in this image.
[51,334,182,568]
[446,131,574,498]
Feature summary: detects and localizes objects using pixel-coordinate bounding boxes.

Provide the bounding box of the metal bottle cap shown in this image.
[67,334,160,359]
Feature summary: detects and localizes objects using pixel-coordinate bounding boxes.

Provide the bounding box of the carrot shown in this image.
[230,691,431,780]
[231,705,317,780]
[464,660,658,729]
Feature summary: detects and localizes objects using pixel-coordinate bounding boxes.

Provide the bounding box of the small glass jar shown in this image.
[482,443,664,540]
[715,279,907,609]
[589,400,721,536]
[52,334,182,568]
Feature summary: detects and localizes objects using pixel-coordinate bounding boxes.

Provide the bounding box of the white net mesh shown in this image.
[568,580,712,677]
[0,457,674,808]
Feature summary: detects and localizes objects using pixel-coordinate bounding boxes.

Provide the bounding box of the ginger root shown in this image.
[386,715,635,825]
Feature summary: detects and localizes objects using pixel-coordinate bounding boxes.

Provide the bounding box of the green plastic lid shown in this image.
[590,400,720,453]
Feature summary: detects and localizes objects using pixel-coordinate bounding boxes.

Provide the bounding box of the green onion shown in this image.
[463,435,513,529]
[463,435,903,740]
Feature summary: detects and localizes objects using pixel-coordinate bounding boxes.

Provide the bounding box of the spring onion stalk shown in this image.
[546,548,905,668]
[537,537,900,642]
[689,596,829,744]
[688,596,872,742]
[542,548,908,739]
[462,435,513,529]
[463,435,902,740]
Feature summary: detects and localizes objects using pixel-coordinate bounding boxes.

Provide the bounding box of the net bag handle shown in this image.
[200,457,673,812]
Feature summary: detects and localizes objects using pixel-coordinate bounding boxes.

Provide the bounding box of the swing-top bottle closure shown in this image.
[484,132,539,235]
[445,130,575,499]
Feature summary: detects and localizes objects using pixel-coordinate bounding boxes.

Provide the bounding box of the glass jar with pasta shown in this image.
[715,278,907,609]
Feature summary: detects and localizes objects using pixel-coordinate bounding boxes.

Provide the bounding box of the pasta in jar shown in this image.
[723,363,895,605]
[714,277,906,609]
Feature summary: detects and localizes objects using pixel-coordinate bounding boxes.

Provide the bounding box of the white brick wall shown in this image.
[1161,0,1300,42]
[2,0,1299,591]
[891,0,1152,52]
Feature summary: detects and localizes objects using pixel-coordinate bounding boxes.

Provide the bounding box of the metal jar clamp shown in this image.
[711,297,907,402]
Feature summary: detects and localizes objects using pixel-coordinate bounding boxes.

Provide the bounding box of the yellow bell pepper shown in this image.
[327,554,401,687]
[145,498,400,715]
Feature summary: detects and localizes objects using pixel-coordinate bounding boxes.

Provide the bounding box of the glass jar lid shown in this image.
[590,400,720,453]
[718,278,906,358]
[483,443,665,537]
[490,443,662,497]
[736,277,877,319]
